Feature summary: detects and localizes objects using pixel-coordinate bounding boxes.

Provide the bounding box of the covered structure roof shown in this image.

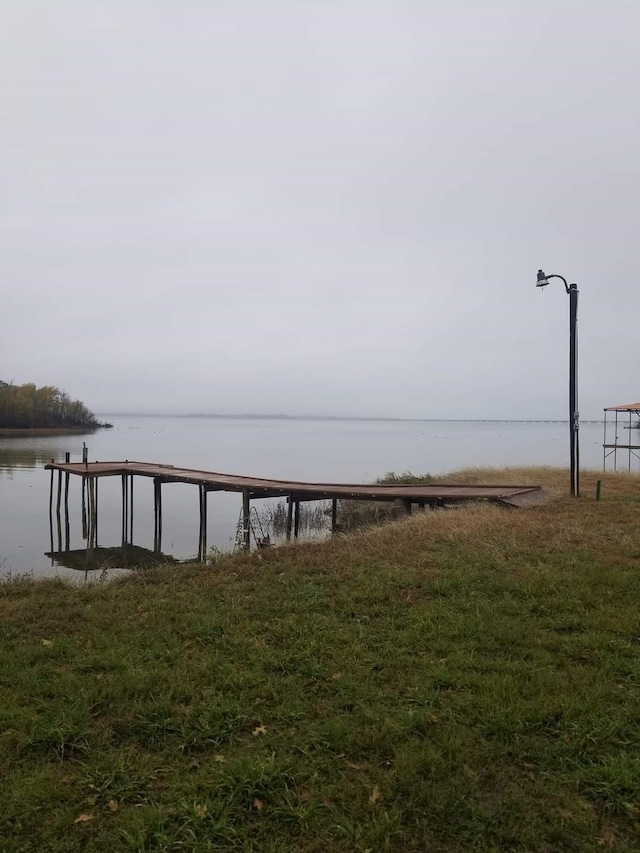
[604,402,640,412]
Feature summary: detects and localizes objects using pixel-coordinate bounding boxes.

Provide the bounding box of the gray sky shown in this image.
[2,0,639,419]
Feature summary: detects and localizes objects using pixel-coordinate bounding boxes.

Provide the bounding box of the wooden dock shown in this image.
[45,459,546,556]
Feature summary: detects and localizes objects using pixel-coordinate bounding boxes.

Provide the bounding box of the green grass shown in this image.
[2,467,640,851]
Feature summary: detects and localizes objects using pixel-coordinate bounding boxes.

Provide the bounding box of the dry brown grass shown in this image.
[127,466,640,591]
[450,463,640,499]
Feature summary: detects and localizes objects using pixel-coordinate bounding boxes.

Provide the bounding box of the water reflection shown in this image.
[0,444,80,474]
[1,448,56,472]
[45,543,177,572]
[45,464,199,575]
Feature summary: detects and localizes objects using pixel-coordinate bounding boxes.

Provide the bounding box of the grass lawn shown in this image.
[2,467,640,852]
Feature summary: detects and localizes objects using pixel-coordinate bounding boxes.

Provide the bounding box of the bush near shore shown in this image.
[2,467,640,852]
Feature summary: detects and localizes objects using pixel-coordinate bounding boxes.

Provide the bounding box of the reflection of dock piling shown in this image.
[46,457,546,558]
[46,543,177,576]
[49,451,73,559]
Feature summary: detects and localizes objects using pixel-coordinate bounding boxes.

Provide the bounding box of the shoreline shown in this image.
[0,426,100,437]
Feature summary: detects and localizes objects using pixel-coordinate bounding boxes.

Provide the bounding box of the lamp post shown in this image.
[536,269,579,496]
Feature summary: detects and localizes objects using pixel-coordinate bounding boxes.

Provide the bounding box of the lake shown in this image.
[0,416,606,580]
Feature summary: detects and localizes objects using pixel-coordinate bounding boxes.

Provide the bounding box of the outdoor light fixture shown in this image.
[536,269,550,288]
[536,269,580,496]
[536,268,570,294]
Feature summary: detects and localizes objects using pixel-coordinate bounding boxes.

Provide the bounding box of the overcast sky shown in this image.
[2,1,639,419]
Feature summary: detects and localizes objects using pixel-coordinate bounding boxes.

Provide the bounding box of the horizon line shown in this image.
[96,412,606,424]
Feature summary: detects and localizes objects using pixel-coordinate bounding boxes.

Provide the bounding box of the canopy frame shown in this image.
[603,404,640,472]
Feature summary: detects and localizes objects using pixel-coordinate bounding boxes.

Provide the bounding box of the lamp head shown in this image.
[536,269,549,288]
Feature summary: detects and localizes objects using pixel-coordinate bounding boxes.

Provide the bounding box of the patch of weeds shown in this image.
[178,706,248,753]
[577,754,640,818]
[77,756,164,807]
[23,703,91,761]
[123,705,182,748]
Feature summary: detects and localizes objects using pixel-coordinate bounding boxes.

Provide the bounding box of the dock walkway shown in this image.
[45,460,543,503]
[45,460,545,555]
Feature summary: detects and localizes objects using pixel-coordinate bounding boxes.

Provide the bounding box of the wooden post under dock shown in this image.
[293,499,301,539]
[129,473,134,543]
[242,489,251,550]
[56,469,62,517]
[202,487,207,558]
[49,465,54,516]
[198,484,208,561]
[153,477,163,553]
[94,477,99,545]
[81,478,87,540]
[286,497,293,542]
[48,464,54,556]
[63,452,70,550]
[121,474,128,546]
[87,477,96,550]
[64,452,70,503]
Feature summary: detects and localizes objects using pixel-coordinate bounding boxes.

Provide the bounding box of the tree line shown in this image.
[0,381,98,429]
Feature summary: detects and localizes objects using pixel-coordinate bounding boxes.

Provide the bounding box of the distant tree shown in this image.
[0,381,99,429]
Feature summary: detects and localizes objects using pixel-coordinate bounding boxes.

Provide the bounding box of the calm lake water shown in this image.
[0,416,606,580]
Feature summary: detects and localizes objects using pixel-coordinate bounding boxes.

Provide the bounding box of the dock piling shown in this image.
[64,452,70,548]
[129,475,134,543]
[294,499,300,539]
[121,474,128,546]
[202,487,208,558]
[56,469,62,516]
[198,485,208,561]
[55,469,63,552]
[153,478,163,553]
[48,466,54,558]
[64,482,70,551]
[242,490,251,550]
[94,477,99,546]
[286,496,293,542]
[81,478,88,539]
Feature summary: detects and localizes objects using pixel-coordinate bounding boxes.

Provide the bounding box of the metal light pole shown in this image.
[536,269,579,496]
